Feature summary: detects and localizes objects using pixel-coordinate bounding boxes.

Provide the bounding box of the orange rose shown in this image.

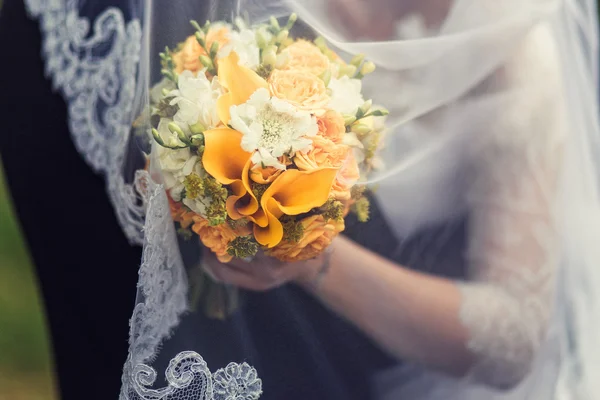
[266,215,344,262]
[173,36,204,74]
[172,26,231,74]
[317,110,345,144]
[191,216,251,263]
[282,40,330,76]
[295,137,360,201]
[168,195,196,228]
[331,149,360,202]
[268,69,329,111]
[295,135,349,170]
[206,25,230,49]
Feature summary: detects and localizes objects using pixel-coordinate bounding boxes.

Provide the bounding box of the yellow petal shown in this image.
[237,158,260,216]
[202,128,250,184]
[262,168,339,216]
[254,168,338,248]
[217,93,235,128]
[254,198,285,247]
[225,180,247,220]
[217,51,268,124]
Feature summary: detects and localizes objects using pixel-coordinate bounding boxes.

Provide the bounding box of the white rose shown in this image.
[168,70,222,130]
[218,29,260,70]
[327,76,365,116]
[154,120,201,201]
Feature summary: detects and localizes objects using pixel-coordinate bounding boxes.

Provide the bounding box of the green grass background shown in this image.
[0,160,57,399]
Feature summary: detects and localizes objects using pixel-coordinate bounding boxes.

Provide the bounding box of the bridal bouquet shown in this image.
[150,14,385,315]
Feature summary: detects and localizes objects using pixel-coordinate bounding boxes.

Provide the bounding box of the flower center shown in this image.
[257,105,295,152]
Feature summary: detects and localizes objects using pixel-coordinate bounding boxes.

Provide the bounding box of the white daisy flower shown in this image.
[229,88,318,170]
[328,76,365,115]
[169,70,222,130]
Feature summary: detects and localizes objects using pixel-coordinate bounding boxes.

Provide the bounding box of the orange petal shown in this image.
[238,159,259,216]
[247,208,269,228]
[217,51,268,124]
[225,180,247,220]
[254,198,285,247]
[250,166,283,184]
[202,128,251,184]
[262,168,339,216]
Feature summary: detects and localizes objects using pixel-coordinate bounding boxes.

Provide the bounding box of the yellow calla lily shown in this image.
[202,128,267,227]
[254,168,338,248]
[216,51,268,125]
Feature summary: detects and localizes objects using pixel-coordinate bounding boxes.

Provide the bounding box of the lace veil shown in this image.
[24,0,600,399]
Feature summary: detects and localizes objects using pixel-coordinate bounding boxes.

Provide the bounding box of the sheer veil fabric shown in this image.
[24,0,600,399]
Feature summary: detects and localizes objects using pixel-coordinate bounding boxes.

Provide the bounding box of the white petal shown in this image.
[343,132,365,148]
[182,156,198,176]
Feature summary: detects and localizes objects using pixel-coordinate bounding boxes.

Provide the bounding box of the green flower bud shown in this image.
[340,64,357,78]
[284,13,298,30]
[190,121,206,135]
[269,16,280,30]
[234,17,247,31]
[350,54,365,67]
[195,31,206,47]
[343,115,357,126]
[209,41,219,58]
[351,123,372,135]
[190,20,202,32]
[190,134,205,146]
[319,68,332,87]
[360,61,376,75]
[262,46,277,66]
[168,122,190,145]
[359,99,373,115]
[276,29,289,43]
[256,27,271,49]
[152,128,165,146]
[199,55,213,69]
[314,36,327,51]
[370,108,390,117]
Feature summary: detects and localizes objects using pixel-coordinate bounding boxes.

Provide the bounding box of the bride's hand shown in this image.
[202,248,327,291]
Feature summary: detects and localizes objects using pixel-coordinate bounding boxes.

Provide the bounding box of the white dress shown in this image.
[374,21,568,399]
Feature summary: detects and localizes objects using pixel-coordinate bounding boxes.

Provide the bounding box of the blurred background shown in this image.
[0,162,56,400]
[0,3,57,399]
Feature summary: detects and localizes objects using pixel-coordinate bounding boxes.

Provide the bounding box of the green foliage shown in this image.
[0,160,56,398]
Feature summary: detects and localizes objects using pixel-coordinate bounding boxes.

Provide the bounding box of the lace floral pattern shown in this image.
[457,23,565,389]
[121,351,262,400]
[24,0,146,244]
[25,2,264,399]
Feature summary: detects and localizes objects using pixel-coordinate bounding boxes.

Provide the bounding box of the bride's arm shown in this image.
[300,235,475,375]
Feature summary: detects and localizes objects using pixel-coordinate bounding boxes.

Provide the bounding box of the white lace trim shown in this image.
[121,351,263,400]
[25,3,264,399]
[24,0,146,244]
